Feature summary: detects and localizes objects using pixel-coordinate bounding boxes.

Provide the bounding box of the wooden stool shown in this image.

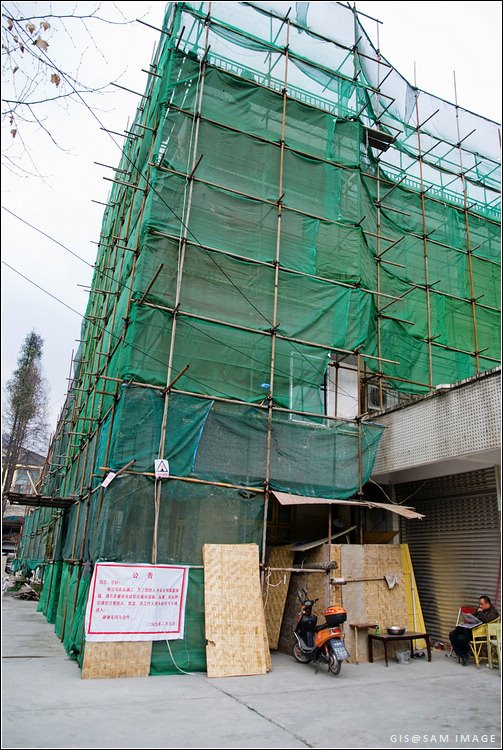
[349,623,378,664]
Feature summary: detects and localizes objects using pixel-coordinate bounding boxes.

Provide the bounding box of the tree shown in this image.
[2,330,48,512]
[1,2,133,176]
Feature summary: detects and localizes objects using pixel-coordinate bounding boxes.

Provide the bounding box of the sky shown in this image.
[1,1,501,442]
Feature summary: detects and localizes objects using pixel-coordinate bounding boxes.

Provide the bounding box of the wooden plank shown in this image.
[203,543,269,678]
[401,543,427,649]
[287,526,356,551]
[81,641,152,679]
[264,547,294,649]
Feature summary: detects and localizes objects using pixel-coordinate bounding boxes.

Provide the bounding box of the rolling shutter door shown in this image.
[398,468,500,643]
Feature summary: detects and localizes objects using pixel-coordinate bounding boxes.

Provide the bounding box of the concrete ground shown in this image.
[2,596,501,750]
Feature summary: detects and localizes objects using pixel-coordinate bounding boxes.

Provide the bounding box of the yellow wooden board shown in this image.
[81,641,152,680]
[263,547,294,649]
[401,543,426,649]
[203,544,270,678]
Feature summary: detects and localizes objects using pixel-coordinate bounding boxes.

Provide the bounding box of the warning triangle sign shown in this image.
[154,459,170,479]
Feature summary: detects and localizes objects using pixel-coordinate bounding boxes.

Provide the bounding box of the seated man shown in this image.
[449,595,499,666]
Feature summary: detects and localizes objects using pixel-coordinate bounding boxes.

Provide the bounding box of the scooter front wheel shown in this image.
[293,643,310,663]
[328,652,342,676]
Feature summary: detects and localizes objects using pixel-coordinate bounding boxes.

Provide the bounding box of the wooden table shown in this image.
[368,631,432,667]
[349,623,378,664]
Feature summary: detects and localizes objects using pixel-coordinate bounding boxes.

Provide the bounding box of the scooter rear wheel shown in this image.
[328,653,342,676]
[293,643,310,663]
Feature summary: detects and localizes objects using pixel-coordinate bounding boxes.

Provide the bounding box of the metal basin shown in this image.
[387,626,406,635]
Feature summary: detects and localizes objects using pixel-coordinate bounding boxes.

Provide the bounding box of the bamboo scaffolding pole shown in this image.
[414,68,434,389]
[357,351,363,499]
[156,160,496,266]
[374,83,384,409]
[59,433,86,639]
[97,469,265,494]
[152,7,212,565]
[76,395,104,565]
[370,17,385,416]
[94,371,437,413]
[81,41,160,538]
[454,72,480,373]
[92,87,158,535]
[185,3,391,81]
[62,436,92,641]
[169,24,499,218]
[327,500,332,607]
[82,94,150,536]
[25,510,36,561]
[262,16,290,574]
[426,339,497,361]
[150,227,402,301]
[141,299,401,364]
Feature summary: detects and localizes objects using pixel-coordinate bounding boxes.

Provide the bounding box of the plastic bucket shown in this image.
[395,650,411,664]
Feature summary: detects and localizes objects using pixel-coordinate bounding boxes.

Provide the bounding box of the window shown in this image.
[325,354,359,419]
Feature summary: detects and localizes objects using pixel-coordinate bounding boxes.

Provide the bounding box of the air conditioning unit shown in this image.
[367,384,381,411]
[367,384,399,412]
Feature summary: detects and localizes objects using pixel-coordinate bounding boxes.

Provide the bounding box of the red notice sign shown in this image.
[84,563,188,642]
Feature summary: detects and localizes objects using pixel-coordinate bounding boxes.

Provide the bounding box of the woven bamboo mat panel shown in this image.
[264,546,294,649]
[203,543,269,678]
[363,544,408,662]
[81,641,152,680]
[330,544,342,607]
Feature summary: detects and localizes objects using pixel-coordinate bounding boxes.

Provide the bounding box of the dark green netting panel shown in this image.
[61,564,80,652]
[45,562,64,624]
[61,503,80,560]
[102,388,382,500]
[90,474,262,565]
[476,307,501,361]
[191,398,383,498]
[54,563,72,639]
[109,386,163,473]
[92,475,155,563]
[64,570,91,665]
[150,569,206,675]
[157,482,263,565]
[36,564,51,616]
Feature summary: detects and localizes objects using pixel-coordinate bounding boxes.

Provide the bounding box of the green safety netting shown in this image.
[15,0,500,675]
[150,569,206,675]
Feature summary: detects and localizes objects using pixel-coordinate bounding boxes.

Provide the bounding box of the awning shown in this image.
[271,491,424,520]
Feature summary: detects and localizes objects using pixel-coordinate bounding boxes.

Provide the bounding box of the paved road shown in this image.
[2,596,501,749]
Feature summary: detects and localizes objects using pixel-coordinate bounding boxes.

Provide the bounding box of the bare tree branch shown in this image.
[1,2,138,172]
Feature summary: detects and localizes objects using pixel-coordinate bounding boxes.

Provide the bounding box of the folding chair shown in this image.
[470,623,489,668]
[470,618,501,669]
[487,621,502,671]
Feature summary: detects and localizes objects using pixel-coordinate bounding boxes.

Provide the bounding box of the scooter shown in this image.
[293,587,349,675]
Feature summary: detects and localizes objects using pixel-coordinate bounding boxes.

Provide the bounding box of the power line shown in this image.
[3,204,358,402]
[2,260,232,401]
[31,30,360,403]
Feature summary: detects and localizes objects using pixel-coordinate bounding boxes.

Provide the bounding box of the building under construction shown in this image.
[10,2,500,675]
